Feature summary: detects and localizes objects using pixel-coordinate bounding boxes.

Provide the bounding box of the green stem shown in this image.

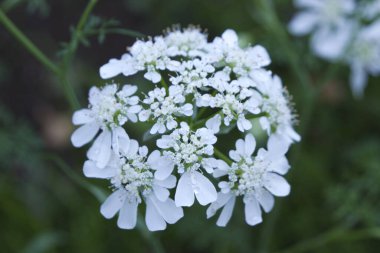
[214,147,232,165]
[76,0,98,33]
[275,227,380,253]
[161,78,169,93]
[0,8,80,110]
[0,8,59,75]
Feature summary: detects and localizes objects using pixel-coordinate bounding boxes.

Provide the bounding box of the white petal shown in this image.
[100,189,126,219]
[244,134,256,156]
[71,122,99,148]
[222,29,238,47]
[235,139,245,156]
[311,22,352,60]
[126,139,139,157]
[88,131,112,169]
[267,134,289,160]
[120,84,137,97]
[249,45,271,67]
[193,171,217,206]
[216,195,236,227]
[156,135,172,149]
[153,185,170,202]
[175,172,195,207]
[206,114,221,133]
[288,12,318,36]
[244,197,262,226]
[112,127,130,155]
[99,59,124,79]
[83,160,115,178]
[206,192,233,218]
[264,173,291,197]
[144,71,161,83]
[350,62,367,99]
[150,195,183,224]
[72,109,94,125]
[117,200,138,229]
[256,188,274,213]
[153,157,175,180]
[145,197,167,231]
[155,175,177,189]
[269,156,290,175]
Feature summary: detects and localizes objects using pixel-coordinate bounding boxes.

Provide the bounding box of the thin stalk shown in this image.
[0,8,59,75]
[214,147,232,165]
[0,8,80,110]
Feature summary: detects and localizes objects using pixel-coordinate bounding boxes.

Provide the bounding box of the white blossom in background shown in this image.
[71,84,141,168]
[345,20,380,98]
[207,134,291,226]
[83,140,183,231]
[72,26,300,230]
[289,0,380,97]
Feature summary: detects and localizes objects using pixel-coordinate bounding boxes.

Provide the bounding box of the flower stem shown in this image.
[0,8,80,110]
[0,8,59,75]
[214,147,232,165]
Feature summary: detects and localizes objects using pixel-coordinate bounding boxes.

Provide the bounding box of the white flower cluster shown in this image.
[71,27,300,230]
[289,0,380,97]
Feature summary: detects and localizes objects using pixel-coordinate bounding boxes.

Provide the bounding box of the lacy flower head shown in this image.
[289,0,380,97]
[71,26,300,230]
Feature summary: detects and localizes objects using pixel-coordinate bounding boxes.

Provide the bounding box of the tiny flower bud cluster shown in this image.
[71,26,300,230]
[289,0,380,97]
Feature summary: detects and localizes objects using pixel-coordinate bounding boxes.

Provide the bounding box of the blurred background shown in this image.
[1,0,380,252]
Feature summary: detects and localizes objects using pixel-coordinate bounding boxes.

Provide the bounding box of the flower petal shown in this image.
[193,171,217,206]
[153,185,170,202]
[150,195,184,224]
[117,199,138,229]
[216,195,236,227]
[155,175,177,189]
[72,109,94,125]
[256,188,275,213]
[244,197,262,226]
[288,12,318,36]
[175,172,195,207]
[100,189,126,219]
[83,160,115,178]
[264,173,291,197]
[244,134,256,156]
[145,197,167,231]
[71,122,99,148]
[87,131,112,169]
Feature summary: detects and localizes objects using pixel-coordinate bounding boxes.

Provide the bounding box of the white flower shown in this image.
[257,75,300,143]
[289,0,355,60]
[156,122,218,206]
[346,20,380,98]
[163,27,208,57]
[207,134,291,226]
[71,84,141,168]
[196,74,262,132]
[138,85,193,134]
[83,140,183,231]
